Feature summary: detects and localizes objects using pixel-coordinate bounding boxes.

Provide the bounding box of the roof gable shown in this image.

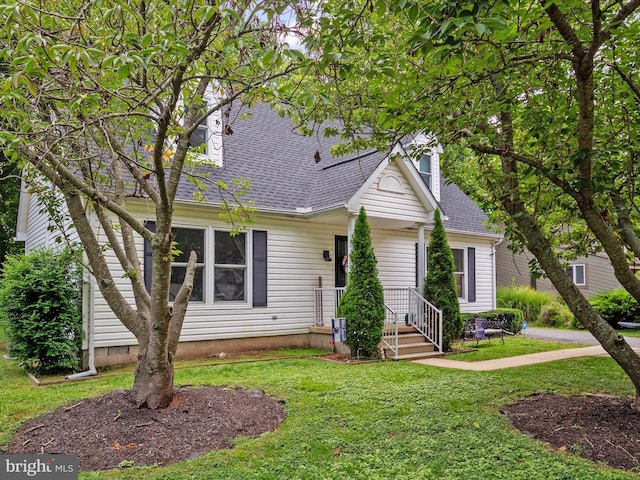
[174,103,496,237]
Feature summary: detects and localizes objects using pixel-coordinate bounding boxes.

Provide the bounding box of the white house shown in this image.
[15,103,502,367]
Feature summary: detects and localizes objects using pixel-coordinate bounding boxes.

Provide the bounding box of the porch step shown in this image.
[390,351,444,361]
[382,324,440,359]
[385,341,436,356]
[395,333,431,346]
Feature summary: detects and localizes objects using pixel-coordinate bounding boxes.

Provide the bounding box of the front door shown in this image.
[335,235,348,288]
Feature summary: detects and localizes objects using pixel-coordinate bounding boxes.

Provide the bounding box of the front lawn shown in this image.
[1,344,637,479]
[447,335,588,362]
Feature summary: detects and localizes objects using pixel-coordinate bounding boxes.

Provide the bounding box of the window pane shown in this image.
[170,266,204,302]
[421,173,431,189]
[419,154,431,173]
[454,272,464,297]
[215,268,245,301]
[574,265,585,285]
[190,125,207,149]
[452,249,464,272]
[173,228,205,263]
[215,231,246,264]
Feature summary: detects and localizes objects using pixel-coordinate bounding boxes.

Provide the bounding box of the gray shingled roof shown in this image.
[177,103,496,237]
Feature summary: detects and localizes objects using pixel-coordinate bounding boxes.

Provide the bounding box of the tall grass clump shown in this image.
[497,285,555,325]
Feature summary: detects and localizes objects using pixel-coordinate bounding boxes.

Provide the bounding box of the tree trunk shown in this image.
[498,156,640,406]
[132,346,174,409]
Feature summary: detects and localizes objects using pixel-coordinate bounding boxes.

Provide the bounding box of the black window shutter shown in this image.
[253,230,268,306]
[468,247,476,302]
[143,221,156,293]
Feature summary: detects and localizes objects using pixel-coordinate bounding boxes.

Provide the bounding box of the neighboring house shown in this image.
[15,104,502,366]
[496,241,628,298]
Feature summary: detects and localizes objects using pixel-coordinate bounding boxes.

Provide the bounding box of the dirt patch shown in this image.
[3,386,286,471]
[318,353,377,363]
[502,394,640,472]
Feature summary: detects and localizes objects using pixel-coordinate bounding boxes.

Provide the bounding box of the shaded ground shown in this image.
[502,394,640,473]
[3,386,286,471]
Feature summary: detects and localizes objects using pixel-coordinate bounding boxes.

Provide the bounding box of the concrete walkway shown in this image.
[412,327,640,371]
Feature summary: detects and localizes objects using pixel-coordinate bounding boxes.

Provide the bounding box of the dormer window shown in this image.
[183,87,223,167]
[190,101,210,155]
[419,154,432,189]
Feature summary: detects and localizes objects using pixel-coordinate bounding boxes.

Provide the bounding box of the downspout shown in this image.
[492,238,504,310]
[66,272,97,379]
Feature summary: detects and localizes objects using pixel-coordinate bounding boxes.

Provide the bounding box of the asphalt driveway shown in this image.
[524,327,640,348]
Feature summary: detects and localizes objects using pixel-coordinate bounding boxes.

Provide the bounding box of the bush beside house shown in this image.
[338,207,385,358]
[0,249,83,375]
[590,288,640,328]
[424,210,462,351]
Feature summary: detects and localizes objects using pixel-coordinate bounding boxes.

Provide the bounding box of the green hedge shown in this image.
[589,288,640,328]
[0,248,83,375]
[462,308,524,334]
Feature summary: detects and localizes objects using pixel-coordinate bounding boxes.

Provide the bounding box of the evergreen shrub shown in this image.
[338,207,385,358]
[423,210,462,351]
[0,248,83,374]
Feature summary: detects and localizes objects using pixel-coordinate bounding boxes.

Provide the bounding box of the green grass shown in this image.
[447,335,588,362]
[1,344,638,479]
[619,329,640,338]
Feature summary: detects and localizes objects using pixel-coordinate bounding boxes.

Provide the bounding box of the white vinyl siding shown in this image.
[360,161,430,224]
[92,213,343,347]
[24,187,79,252]
[90,207,498,348]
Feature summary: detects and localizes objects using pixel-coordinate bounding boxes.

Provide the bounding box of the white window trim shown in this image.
[407,133,443,201]
[567,264,586,286]
[451,247,466,301]
[212,229,249,304]
[169,225,253,306]
[170,226,207,303]
[425,245,467,301]
[177,85,223,167]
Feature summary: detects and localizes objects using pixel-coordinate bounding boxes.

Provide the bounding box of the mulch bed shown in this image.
[502,393,640,472]
[3,386,286,471]
[4,386,640,473]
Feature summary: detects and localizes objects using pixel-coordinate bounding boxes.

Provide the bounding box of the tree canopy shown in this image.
[293,0,640,398]
[0,0,303,408]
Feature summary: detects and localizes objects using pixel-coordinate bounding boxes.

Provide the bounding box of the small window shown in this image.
[452,248,465,298]
[214,231,246,302]
[566,264,586,286]
[419,154,432,189]
[170,228,206,302]
[190,101,209,155]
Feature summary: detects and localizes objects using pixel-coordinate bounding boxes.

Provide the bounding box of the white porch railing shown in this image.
[312,287,443,355]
